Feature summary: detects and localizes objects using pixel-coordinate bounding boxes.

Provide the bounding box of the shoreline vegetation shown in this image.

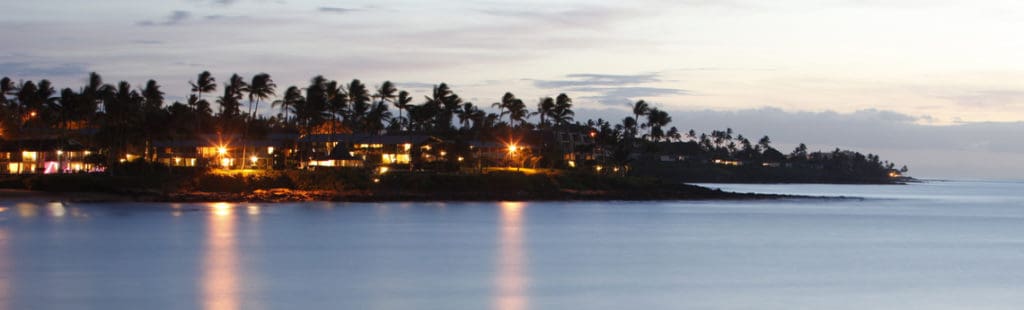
[0,167,843,203]
[1,72,912,203]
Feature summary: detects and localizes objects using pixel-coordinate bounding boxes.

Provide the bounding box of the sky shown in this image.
[4,0,1024,179]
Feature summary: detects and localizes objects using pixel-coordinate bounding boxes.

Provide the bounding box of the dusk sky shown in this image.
[5,0,1024,179]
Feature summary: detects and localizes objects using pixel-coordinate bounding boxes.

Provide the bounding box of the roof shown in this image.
[0,138,86,152]
[153,133,299,148]
[298,133,436,145]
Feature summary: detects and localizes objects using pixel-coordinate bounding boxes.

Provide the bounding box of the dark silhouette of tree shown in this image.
[492,92,516,125]
[645,108,671,142]
[536,96,554,129]
[394,90,413,131]
[272,86,303,126]
[189,71,216,109]
[505,97,528,128]
[247,73,276,121]
[552,93,574,127]
[632,100,650,137]
[345,79,371,131]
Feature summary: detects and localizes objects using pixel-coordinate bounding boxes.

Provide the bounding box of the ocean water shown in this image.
[2,181,1024,309]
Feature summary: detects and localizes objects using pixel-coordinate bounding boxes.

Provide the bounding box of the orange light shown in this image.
[508,144,518,154]
[217,146,228,156]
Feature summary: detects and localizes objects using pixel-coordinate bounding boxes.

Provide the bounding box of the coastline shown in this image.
[1,186,815,204]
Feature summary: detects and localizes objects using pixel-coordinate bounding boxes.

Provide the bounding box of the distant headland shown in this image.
[0,72,909,202]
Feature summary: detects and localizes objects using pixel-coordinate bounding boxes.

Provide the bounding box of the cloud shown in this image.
[942,90,1024,108]
[533,73,689,105]
[574,86,690,106]
[318,7,357,14]
[0,62,89,78]
[479,5,632,29]
[395,82,436,90]
[138,10,191,26]
[533,73,662,88]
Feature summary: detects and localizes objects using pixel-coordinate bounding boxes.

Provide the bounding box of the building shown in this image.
[153,133,298,169]
[0,138,97,174]
[297,134,441,168]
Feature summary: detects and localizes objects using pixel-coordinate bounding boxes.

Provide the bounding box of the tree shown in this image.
[505,97,528,128]
[536,96,554,128]
[247,73,276,121]
[189,71,216,103]
[645,108,671,142]
[272,86,303,126]
[552,93,574,127]
[632,100,650,136]
[791,143,808,159]
[758,136,772,152]
[492,92,516,125]
[243,73,276,167]
[344,79,371,131]
[394,90,413,131]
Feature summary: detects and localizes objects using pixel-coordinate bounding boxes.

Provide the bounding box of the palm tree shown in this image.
[645,108,671,142]
[536,97,555,128]
[632,100,650,137]
[345,79,371,131]
[505,98,528,128]
[242,73,276,167]
[492,92,516,125]
[272,86,303,126]
[394,90,413,131]
[190,71,216,103]
[372,81,397,133]
[0,77,16,109]
[140,80,164,111]
[217,74,247,120]
[424,83,461,131]
[456,102,479,130]
[552,93,574,127]
[247,73,276,121]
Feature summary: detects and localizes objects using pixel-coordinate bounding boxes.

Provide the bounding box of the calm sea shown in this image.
[2,180,1024,309]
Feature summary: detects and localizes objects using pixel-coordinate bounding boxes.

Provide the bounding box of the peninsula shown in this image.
[0,72,909,202]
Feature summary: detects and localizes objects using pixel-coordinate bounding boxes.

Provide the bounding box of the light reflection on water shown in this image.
[496,202,527,310]
[0,228,9,310]
[203,202,240,310]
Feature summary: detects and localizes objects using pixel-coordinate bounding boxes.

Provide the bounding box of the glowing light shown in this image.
[217,146,228,156]
[373,178,381,183]
[440,150,447,157]
[56,150,63,155]
[507,144,518,154]
[211,202,232,217]
[220,158,231,168]
[21,151,37,162]
[174,157,182,165]
[595,165,603,172]
[403,143,412,151]
[378,166,389,174]
[568,160,576,168]
[267,146,274,155]
[247,205,261,216]
[250,156,258,164]
[457,156,464,162]
[29,111,37,117]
